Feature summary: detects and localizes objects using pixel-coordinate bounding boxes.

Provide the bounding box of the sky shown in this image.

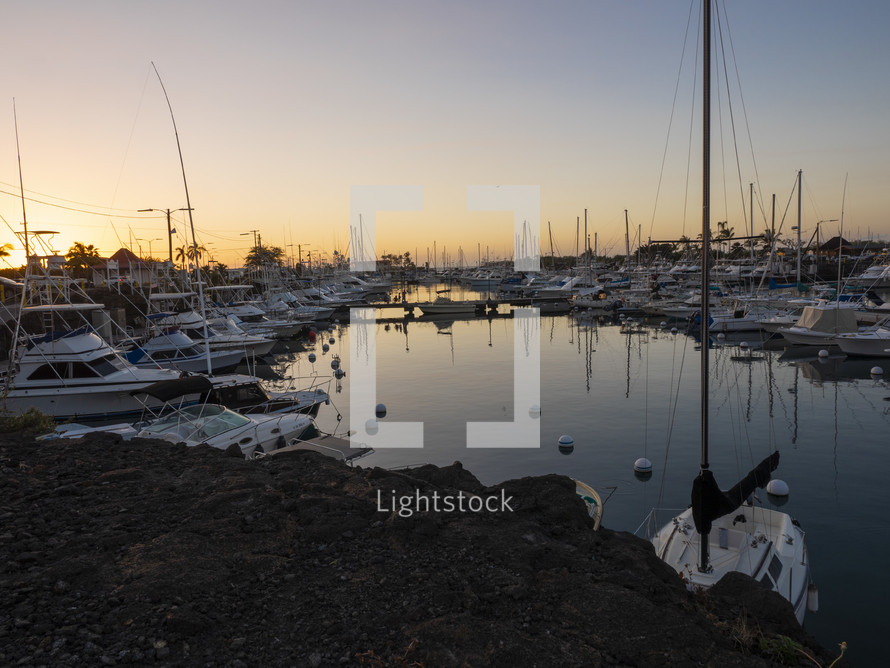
[2,1,889,270]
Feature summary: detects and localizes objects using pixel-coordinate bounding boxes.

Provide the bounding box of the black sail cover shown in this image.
[691,451,780,534]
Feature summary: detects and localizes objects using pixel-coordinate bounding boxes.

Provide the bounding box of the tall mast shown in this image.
[699,0,713,573]
[796,170,802,285]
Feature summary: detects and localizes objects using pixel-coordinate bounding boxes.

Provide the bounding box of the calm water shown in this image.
[275,284,888,663]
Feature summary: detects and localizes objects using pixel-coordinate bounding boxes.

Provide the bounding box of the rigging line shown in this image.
[648,0,698,240]
[714,1,748,241]
[105,65,154,251]
[720,0,767,231]
[656,324,691,507]
[0,181,147,213]
[680,0,702,241]
[0,188,153,219]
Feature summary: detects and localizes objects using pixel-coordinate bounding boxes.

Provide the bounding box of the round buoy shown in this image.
[619,314,626,320]
[334,368,345,379]
[329,337,335,345]
[660,321,667,328]
[334,319,340,324]
[818,349,829,358]
[766,479,789,497]
[322,343,329,353]
[308,353,316,363]
[558,434,574,448]
[375,403,387,418]
[739,341,749,349]
[308,331,317,342]
[365,418,378,436]
[633,457,652,474]
[870,366,884,376]
[529,404,541,419]
[331,358,340,370]
[670,327,678,334]
[717,332,725,340]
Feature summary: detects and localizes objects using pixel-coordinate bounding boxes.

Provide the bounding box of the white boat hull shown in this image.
[652,504,810,624]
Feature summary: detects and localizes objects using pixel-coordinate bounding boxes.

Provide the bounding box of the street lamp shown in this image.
[138,208,192,264]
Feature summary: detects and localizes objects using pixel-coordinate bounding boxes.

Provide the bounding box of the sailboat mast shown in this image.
[796,170,802,285]
[699,0,713,572]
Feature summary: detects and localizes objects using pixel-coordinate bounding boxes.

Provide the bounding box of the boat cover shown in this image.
[130,375,214,401]
[691,451,780,535]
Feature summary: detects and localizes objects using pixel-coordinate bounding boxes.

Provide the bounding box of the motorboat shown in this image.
[3,321,200,422]
[776,304,860,346]
[121,329,244,374]
[417,296,478,316]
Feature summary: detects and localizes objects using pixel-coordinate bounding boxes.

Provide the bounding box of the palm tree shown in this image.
[0,242,13,261]
[65,242,102,277]
[175,245,188,269]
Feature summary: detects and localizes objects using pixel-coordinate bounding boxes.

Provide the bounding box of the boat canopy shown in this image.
[130,375,214,401]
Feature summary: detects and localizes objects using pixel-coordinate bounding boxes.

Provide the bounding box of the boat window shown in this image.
[768,554,783,583]
[89,354,124,376]
[70,362,99,378]
[237,385,268,402]
[28,363,65,380]
[760,572,774,590]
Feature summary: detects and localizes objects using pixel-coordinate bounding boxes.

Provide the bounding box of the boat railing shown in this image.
[634,507,688,541]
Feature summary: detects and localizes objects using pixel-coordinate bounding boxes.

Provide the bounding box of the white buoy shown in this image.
[308,353,316,363]
[766,479,790,497]
[375,403,387,418]
[322,343,329,353]
[716,332,725,340]
[633,457,652,474]
[818,349,829,358]
[334,319,340,324]
[529,404,541,419]
[739,341,749,349]
[660,321,667,328]
[365,418,378,436]
[558,434,574,448]
[871,366,884,376]
[670,327,678,334]
[619,314,626,320]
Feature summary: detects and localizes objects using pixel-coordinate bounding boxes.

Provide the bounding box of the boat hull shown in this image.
[652,505,810,624]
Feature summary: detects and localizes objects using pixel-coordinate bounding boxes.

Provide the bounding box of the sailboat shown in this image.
[649,0,814,625]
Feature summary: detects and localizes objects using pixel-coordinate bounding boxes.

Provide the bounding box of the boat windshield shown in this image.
[139,404,251,440]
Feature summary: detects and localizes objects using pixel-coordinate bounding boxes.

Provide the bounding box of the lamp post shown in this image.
[138,208,191,264]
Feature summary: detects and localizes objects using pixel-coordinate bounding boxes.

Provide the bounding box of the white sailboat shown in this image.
[649,0,814,625]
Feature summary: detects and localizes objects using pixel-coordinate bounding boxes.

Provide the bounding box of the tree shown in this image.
[0,242,13,261]
[245,243,284,267]
[175,243,207,268]
[65,242,102,277]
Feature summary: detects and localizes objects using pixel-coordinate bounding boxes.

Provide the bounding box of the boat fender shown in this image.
[807,584,819,612]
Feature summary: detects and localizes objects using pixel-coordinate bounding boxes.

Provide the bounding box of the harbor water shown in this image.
[275,284,886,663]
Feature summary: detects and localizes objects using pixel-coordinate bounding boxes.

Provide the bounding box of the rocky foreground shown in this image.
[1,432,841,667]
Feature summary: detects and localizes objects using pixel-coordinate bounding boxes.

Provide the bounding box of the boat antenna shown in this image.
[699,0,712,573]
[151,62,212,375]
